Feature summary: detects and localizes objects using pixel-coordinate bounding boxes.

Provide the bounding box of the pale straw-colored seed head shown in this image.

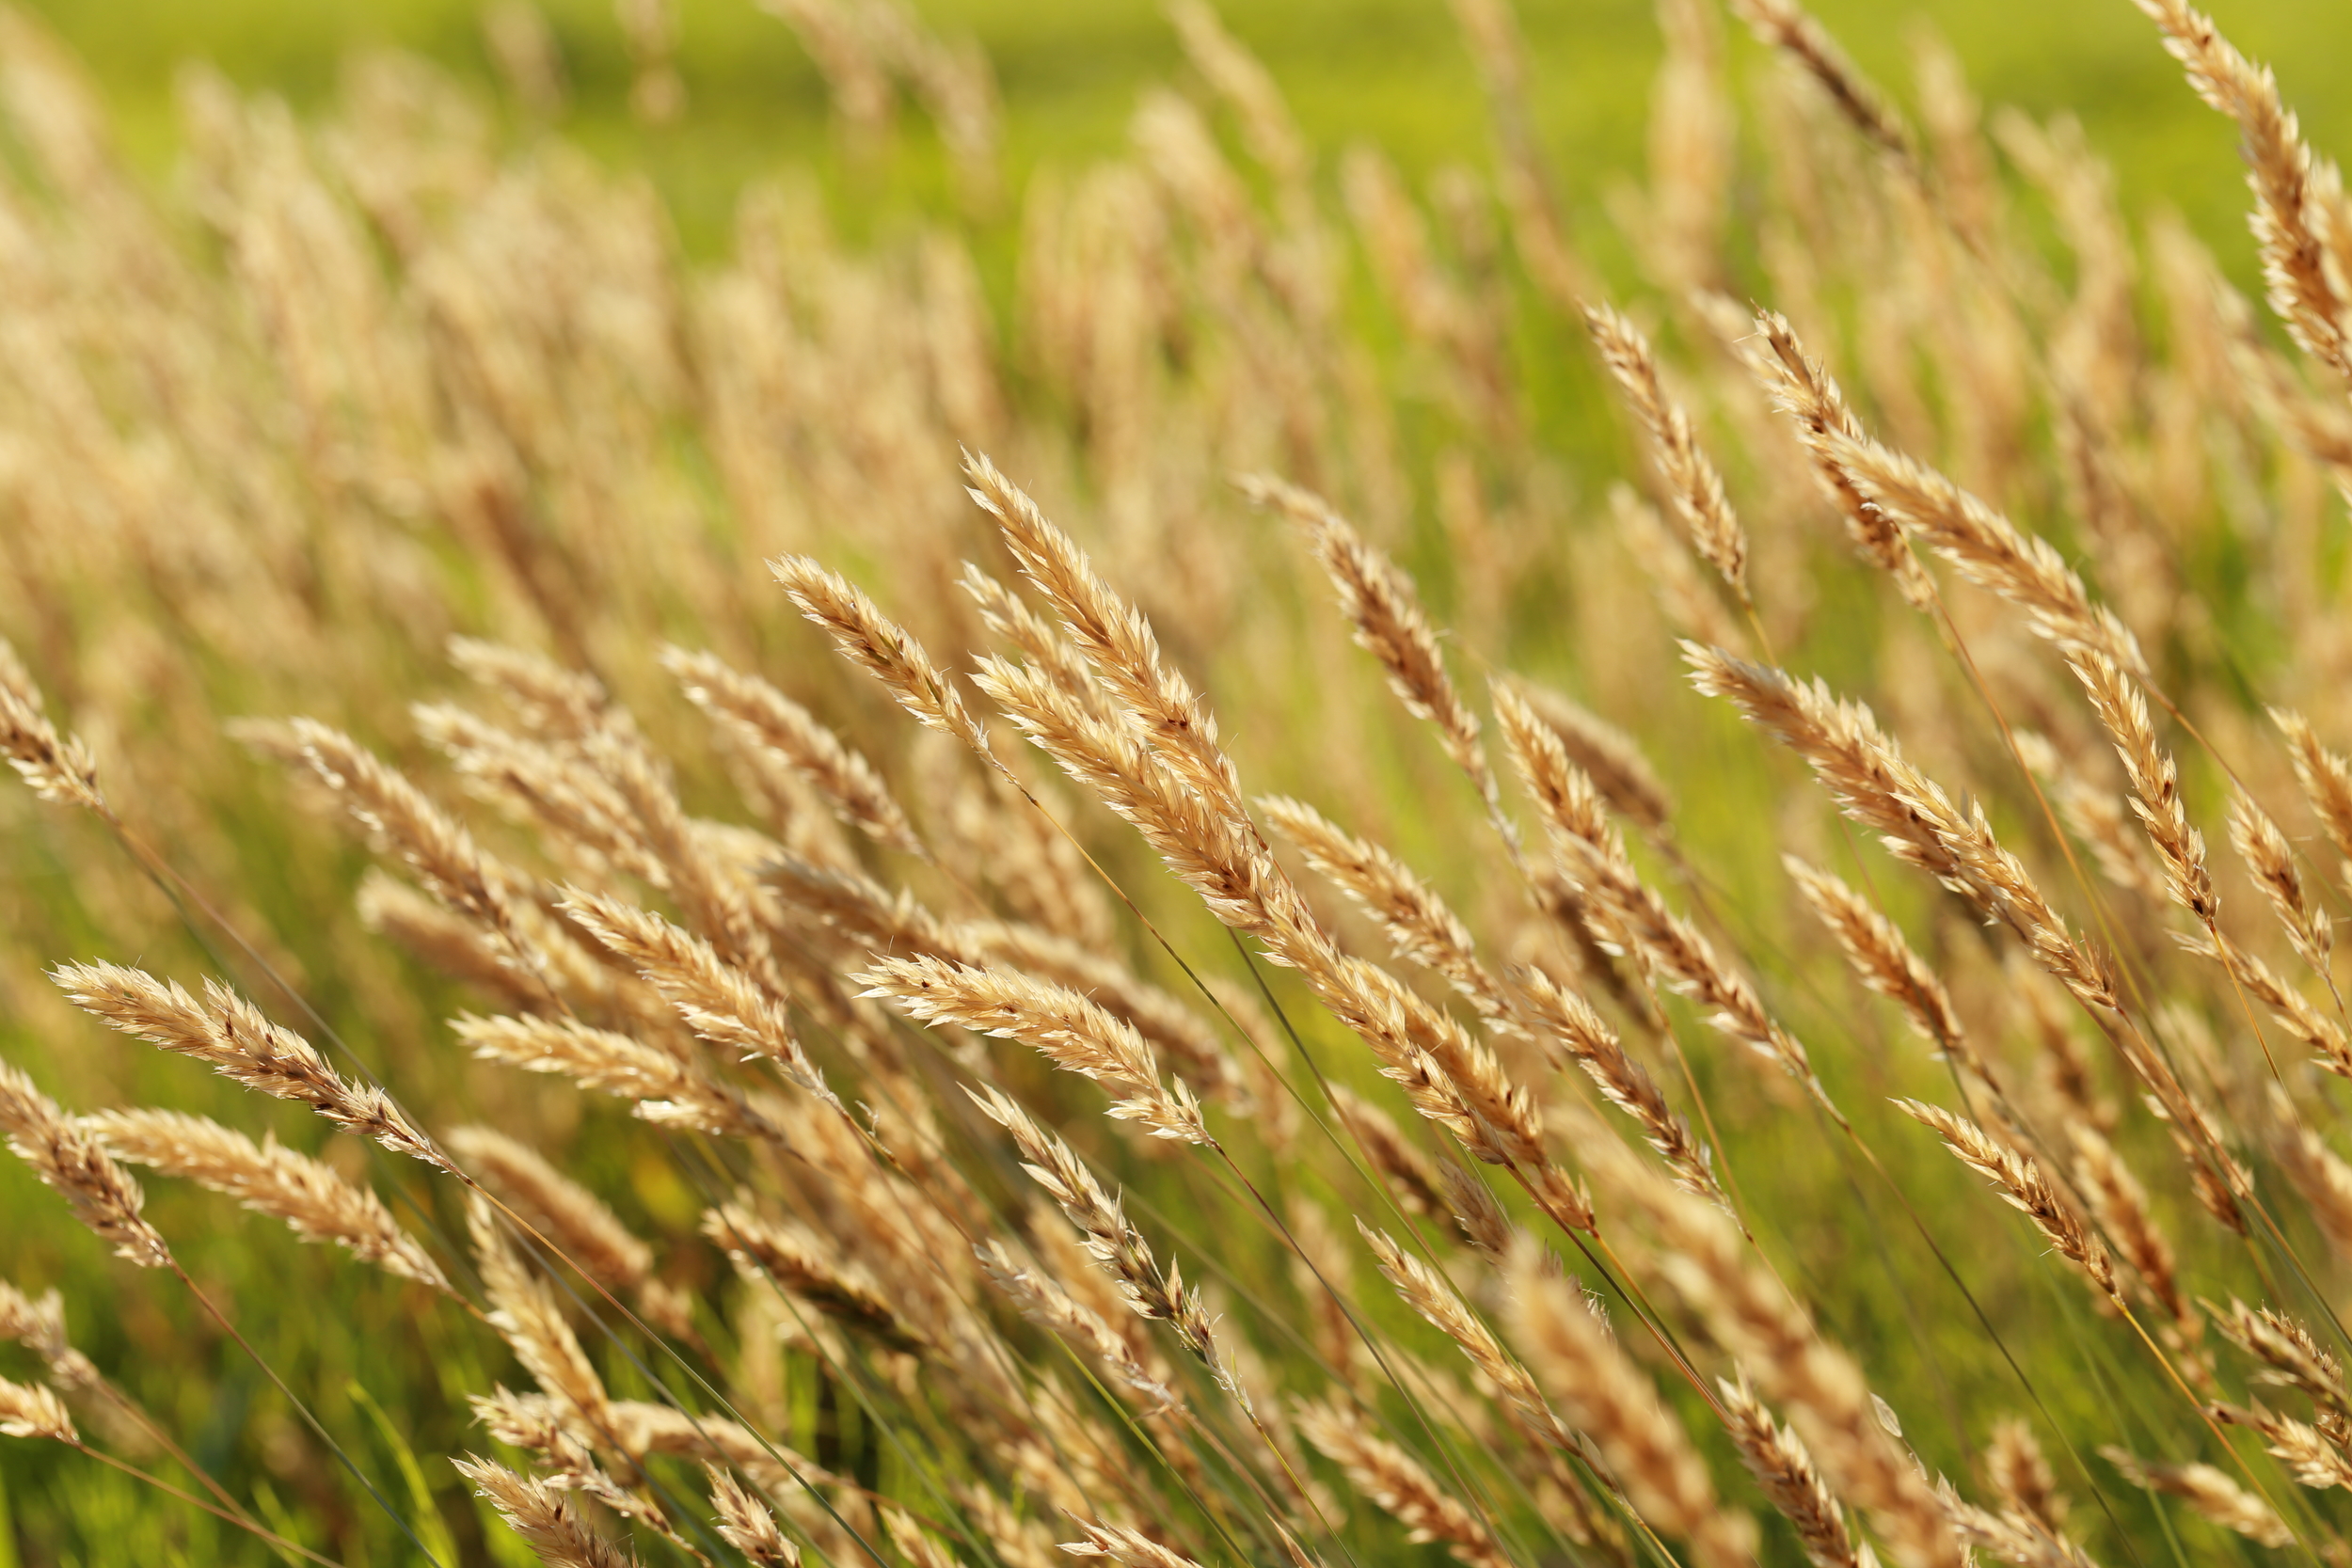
[50,963,445,1167]
[705,1464,800,1567]
[1239,471,1502,818]
[1058,1519,1205,1568]
[446,1125,651,1290]
[455,1454,641,1568]
[1582,301,1749,600]
[1895,1100,2115,1299]
[0,1063,170,1269]
[0,1378,76,1443]
[0,637,106,815]
[858,954,1209,1144]
[662,643,927,858]
[1716,1375,1866,1568]
[85,1107,451,1293]
[1295,1396,1510,1568]
[2100,1447,2290,1548]
[771,554,994,759]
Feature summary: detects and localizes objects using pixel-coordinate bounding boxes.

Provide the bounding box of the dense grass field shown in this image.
[4,0,2352,1566]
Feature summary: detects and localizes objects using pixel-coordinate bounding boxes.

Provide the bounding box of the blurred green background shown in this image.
[20,0,2352,272]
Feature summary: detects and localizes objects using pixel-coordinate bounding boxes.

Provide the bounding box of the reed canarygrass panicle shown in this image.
[706,1465,801,1567]
[49,963,448,1168]
[1293,1398,1510,1568]
[2097,1448,2290,1547]
[2131,0,2352,378]
[0,638,105,815]
[1058,1519,1207,1568]
[1583,302,1749,602]
[0,1378,77,1444]
[1745,309,1935,608]
[1714,1375,1867,1568]
[1894,1101,2116,1299]
[456,1454,641,1568]
[83,1108,452,1293]
[858,955,1211,1143]
[0,1064,171,1269]
[1238,473,1505,822]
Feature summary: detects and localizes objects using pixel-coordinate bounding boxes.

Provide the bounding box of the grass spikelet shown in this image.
[1785,858,1968,1066]
[1583,302,1749,603]
[452,1013,775,1141]
[706,1465,800,1567]
[1725,0,1914,166]
[974,1238,1176,1410]
[0,638,106,815]
[0,1280,96,1390]
[0,1378,77,1444]
[1715,1375,1866,1568]
[1894,1101,2116,1299]
[49,962,447,1167]
[2273,708,2352,888]
[1502,1238,1758,1568]
[1058,1518,1205,1568]
[1820,434,2146,673]
[1933,1481,2102,1568]
[85,1107,452,1293]
[2132,0,2351,377]
[662,644,927,859]
[273,719,521,945]
[967,1086,1220,1373]
[858,954,1211,1143]
[0,1063,171,1268]
[2227,793,2332,971]
[1240,473,1504,818]
[771,555,994,758]
[2067,653,2214,924]
[468,1195,613,1432]
[1746,309,1936,608]
[1982,1418,2069,1535]
[964,451,1240,813]
[1261,795,1510,1025]
[454,1453,641,1568]
[1512,684,1673,836]
[557,888,838,1109]
[1294,1397,1510,1568]
[2098,1447,2290,1547]
[1507,962,1723,1206]
[704,1200,927,1352]
[445,1127,655,1296]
